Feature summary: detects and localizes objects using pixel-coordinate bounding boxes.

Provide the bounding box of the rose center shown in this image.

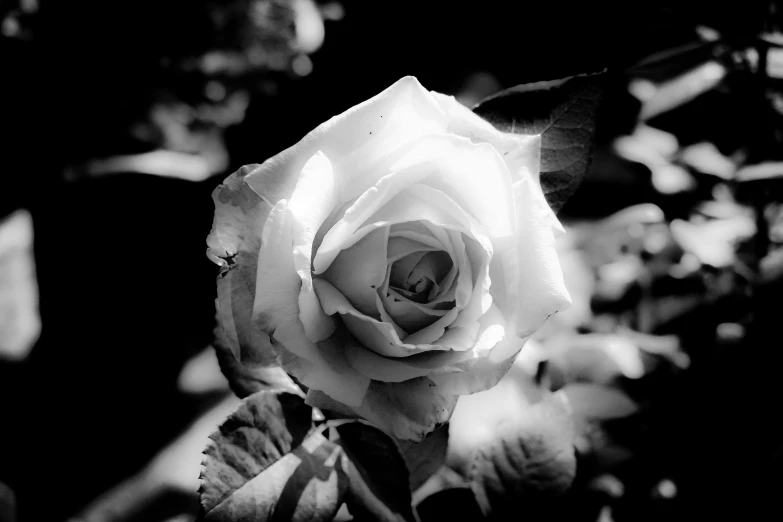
[389,250,452,304]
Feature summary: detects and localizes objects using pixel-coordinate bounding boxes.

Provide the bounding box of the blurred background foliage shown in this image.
[2,1,783,521]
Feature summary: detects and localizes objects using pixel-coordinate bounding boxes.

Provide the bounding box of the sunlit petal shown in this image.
[289,151,338,342]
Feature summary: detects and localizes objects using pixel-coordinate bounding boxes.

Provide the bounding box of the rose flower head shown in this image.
[207,77,571,441]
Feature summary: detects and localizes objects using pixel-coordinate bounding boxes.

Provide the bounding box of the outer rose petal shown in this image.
[206,164,276,364]
[288,151,338,342]
[306,379,458,442]
[505,174,571,336]
[254,200,370,406]
[432,91,543,185]
[240,77,450,215]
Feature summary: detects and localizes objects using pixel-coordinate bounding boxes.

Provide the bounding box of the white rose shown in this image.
[207,77,570,441]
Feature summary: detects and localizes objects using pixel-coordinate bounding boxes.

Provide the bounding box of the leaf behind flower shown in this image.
[472,71,605,213]
[468,393,577,518]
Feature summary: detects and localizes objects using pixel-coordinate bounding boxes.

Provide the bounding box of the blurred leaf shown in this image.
[628,40,719,83]
[397,424,449,491]
[614,125,678,164]
[736,161,783,182]
[469,394,576,519]
[473,71,604,213]
[447,354,543,474]
[0,482,15,522]
[0,209,39,361]
[761,247,783,283]
[767,46,783,79]
[213,325,302,398]
[336,422,416,522]
[639,61,727,121]
[547,333,646,384]
[679,142,736,179]
[560,383,639,421]
[614,328,690,370]
[416,488,484,522]
[652,164,697,194]
[199,390,348,521]
[670,216,755,268]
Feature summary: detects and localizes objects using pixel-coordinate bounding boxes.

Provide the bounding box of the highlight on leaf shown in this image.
[199,389,349,522]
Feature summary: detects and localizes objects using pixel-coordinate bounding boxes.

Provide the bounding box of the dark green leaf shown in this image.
[396,423,449,491]
[336,422,416,522]
[416,488,484,522]
[199,390,348,521]
[469,394,576,518]
[472,72,604,213]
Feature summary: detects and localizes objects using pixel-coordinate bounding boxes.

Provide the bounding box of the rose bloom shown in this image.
[207,77,570,441]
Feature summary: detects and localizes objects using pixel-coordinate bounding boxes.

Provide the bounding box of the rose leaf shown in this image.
[335,421,417,522]
[468,394,577,519]
[199,390,349,521]
[472,71,605,213]
[213,325,302,398]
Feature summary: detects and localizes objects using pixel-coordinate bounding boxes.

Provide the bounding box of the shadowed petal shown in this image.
[322,227,389,318]
[207,165,276,364]
[344,304,511,384]
[314,278,451,357]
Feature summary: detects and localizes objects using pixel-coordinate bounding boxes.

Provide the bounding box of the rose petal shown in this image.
[389,222,444,250]
[314,133,515,274]
[407,250,451,289]
[448,233,492,330]
[431,91,545,188]
[386,235,439,262]
[307,379,459,442]
[430,314,530,396]
[207,165,276,364]
[378,288,448,332]
[289,151,338,342]
[239,77,450,211]
[431,91,521,156]
[313,278,450,357]
[500,175,571,336]
[321,227,389,319]
[313,163,433,274]
[253,200,370,406]
[345,304,510,384]
[388,250,429,290]
[404,183,493,254]
[415,136,515,238]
